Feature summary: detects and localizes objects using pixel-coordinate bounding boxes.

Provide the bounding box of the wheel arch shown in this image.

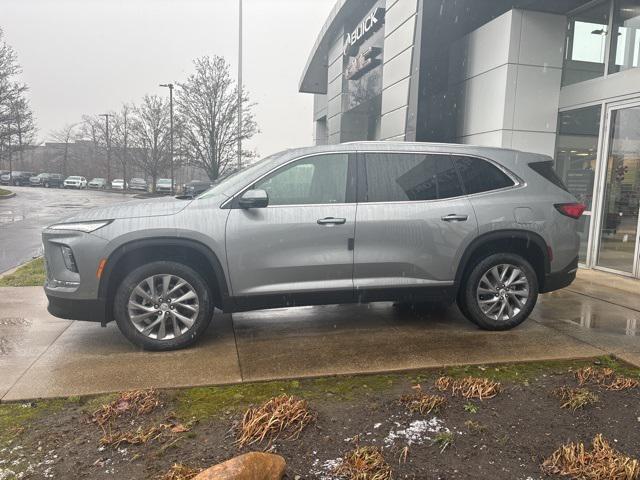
[455,230,550,294]
[98,238,231,323]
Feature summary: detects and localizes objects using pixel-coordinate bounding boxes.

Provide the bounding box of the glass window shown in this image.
[554,105,602,210]
[562,2,611,86]
[454,157,514,194]
[609,0,640,74]
[363,153,463,202]
[254,153,348,206]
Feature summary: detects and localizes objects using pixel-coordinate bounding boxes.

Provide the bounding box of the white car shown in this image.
[63,176,87,189]
[111,179,127,190]
[88,178,107,189]
[155,178,174,194]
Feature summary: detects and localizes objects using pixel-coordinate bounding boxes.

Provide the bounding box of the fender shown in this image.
[98,237,231,309]
[454,229,550,286]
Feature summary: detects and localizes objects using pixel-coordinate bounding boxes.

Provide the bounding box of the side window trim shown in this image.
[224,152,357,209]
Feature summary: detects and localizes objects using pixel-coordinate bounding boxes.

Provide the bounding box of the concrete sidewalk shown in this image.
[0,269,638,401]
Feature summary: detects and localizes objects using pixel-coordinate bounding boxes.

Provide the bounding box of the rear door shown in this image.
[225,152,357,304]
[354,151,478,294]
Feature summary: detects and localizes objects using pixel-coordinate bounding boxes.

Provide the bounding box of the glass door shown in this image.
[595,103,640,276]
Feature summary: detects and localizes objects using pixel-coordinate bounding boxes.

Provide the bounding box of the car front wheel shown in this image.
[459,253,538,331]
[113,261,213,350]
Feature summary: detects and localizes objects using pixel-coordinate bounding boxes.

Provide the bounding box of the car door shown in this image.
[225,152,357,306]
[354,151,478,297]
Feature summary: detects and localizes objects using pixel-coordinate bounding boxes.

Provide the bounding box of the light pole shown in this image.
[238,0,243,170]
[99,113,112,184]
[159,83,174,194]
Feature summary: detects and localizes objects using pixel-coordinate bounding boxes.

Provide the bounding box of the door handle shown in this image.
[317,217,346,225]
[441,214,468,222]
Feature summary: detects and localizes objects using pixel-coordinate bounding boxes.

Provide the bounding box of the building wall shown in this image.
[449,9,566,156]
[379,0,420,141]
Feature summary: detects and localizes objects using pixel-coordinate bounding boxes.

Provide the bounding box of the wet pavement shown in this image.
[1,269,638,401]
[0,186,132,273]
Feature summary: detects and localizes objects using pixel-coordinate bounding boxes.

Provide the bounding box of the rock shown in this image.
[194,452,286,480]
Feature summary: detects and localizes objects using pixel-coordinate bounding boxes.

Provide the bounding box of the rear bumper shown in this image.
[47,294,106,323]
[541,256,578,293]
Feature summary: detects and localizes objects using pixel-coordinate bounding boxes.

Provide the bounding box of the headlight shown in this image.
[47,220,113,233]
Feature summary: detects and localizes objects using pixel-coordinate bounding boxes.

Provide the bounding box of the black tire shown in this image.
[113,261,213,351]
[458,253,538,331]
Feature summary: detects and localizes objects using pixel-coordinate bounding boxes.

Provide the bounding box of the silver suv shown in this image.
[42,142,583,350]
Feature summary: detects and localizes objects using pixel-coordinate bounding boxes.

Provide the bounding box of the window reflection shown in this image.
[562,2,610,86]
[609,0,640,74]
[555,106,602,210]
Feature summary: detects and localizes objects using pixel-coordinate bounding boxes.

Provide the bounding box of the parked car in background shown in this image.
[111,179,127,190]
[181,180,213,198]
[88,178,107,189]
[30,173,48,187]
[129,178,148,192]
[37,173,65,188]
[0,170,10,184]
[2,171,35,186]
[64,176,87,189]
[42,142,583,351]
[155,178,173,194]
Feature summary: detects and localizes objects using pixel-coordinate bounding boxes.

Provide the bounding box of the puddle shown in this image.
[565,303,639,337]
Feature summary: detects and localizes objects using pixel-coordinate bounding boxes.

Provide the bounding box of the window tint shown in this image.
[455,156,514,194]
[529,161,570,192]
[254,153,348,206]
[364,153,463,202]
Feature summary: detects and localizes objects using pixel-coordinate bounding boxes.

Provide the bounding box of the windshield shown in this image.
[198,151,286,199]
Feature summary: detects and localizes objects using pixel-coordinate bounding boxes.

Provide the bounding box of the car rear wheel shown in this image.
[458,253,538,331]
[113,261,213,351]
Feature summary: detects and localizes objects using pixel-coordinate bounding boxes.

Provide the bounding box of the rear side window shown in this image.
[364,153,464,202]
[529,161,570,192]
[455,156,515,194]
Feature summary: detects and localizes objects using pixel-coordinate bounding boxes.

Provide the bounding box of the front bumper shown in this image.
[47,295,106,323]
[541,256,578,293]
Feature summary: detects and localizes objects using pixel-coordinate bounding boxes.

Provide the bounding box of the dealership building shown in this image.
[300,0,640,279]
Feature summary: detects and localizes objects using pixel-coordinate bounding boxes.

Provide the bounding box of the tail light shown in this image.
[554,203,586,219]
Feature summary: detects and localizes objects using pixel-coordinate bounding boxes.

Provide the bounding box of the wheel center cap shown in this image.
[160,303,169,312]
[499,289,507,297]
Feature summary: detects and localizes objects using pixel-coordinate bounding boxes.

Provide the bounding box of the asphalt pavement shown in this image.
[0,186,132,273]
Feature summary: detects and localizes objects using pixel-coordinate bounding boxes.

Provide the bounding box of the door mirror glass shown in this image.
[238,189,269,209]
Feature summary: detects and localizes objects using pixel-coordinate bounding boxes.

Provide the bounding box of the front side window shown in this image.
[254,153,349,206]
[454,156,515,194]
[363,153,463,202]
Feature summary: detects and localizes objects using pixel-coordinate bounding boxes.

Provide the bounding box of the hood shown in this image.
[62,196,193,222]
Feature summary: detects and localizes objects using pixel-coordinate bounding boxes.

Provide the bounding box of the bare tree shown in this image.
[131,95,171,191]
[176,56,257,181]
[0,28,36,170]
[50,123,78,177]
[111,104,132,191]
[79,115,108,178]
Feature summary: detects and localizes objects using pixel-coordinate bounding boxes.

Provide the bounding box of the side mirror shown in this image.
[238,189,269,209]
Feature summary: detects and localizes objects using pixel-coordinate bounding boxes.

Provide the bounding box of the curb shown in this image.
[0,256,42,280]
[0,192,16,199]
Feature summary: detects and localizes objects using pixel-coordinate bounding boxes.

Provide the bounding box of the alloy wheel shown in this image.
[127,274,200,340]
[476,264,529,321]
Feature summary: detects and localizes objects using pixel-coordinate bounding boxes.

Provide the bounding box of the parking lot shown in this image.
[1,268,638,402]
[0,186,133,273]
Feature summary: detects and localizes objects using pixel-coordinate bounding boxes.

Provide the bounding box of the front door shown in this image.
[354,152,478,294]
[595,103,640,277]
[225,153,356,303]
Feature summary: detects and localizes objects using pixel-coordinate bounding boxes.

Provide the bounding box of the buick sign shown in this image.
[343,7,385,57]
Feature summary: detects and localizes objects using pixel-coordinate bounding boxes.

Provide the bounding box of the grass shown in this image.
[0,187,12,196]
[554,387,599,411]
[335,446,393,480]
[0,257,46,287]
[433,431,455,453]
[173,375,395,421]
[435,376,502,400]
[399,389,446,414]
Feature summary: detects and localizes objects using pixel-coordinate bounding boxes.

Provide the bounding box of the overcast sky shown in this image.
[2,0,333,157]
